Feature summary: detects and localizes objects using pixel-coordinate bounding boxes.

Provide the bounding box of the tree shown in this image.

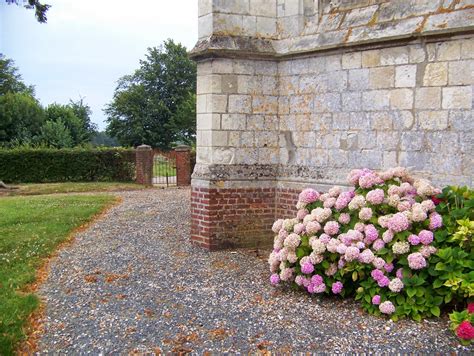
[91,131,120,147]
[105,40,196,149]
[0,92,45,146]
[0,54,34,96]
[5,0,51,23]
[37,119,73,148]
[44,101,96,146]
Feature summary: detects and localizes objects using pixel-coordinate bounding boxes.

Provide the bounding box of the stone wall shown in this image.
[191,0,474,249]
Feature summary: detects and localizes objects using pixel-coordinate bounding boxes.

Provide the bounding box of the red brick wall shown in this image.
[191,186,302,250]
[135,145,153,185]
[191,187,276,250]
[175,148,191,186]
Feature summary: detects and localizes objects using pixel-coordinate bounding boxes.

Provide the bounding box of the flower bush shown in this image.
[268,167,473,323]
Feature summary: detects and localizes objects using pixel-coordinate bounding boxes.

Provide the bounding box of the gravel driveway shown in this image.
[37,188,472,354]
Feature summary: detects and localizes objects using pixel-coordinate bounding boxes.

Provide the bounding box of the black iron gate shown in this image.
[153,151,176,187]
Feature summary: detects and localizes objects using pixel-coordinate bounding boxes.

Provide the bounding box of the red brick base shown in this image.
[191,186,300,250]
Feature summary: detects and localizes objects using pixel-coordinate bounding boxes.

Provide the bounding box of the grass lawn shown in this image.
[3,182,146,196]
[153,161,176,177]
[0,194,117,355]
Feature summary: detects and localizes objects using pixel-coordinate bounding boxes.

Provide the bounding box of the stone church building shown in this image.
[189,0,473,249]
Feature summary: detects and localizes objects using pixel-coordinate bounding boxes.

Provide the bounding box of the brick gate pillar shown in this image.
[175,145,191,186]
[135,144,153,186]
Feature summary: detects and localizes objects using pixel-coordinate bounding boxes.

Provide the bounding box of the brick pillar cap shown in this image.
[174,145,191,152]
[137,144,152,150]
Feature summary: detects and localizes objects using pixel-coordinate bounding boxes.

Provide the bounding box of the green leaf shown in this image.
[352,271,358,282]
[407,288,416,298]
[430,306,440,317]
[433,279,444,289]
[435,262,447,271]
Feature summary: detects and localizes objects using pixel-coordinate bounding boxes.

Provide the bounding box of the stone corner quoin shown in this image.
[190,0,474,250]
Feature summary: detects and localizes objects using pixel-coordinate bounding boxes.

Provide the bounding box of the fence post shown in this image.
[135,144,153,186]
[175,145,191,186]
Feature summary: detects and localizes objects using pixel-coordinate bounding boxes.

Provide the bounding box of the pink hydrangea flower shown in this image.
[371,269,384,281]
[324,221,340,236]
[301,262,314,274]
[377,276,390,287]
[306,221,321,235]
[311,274,323,285]
[284,233,301,249]
[270,273,280,285]
[397,201,412,212]
[359,249,375,264]
[396,268,404,279]
[387,212,410,233]
[335,191,354,210]
[429,212,443,230]
[364,224,379,243]
[388,278,404,293]
[366,188,385,205]
[272,219,284,233]
[325,263,337,276]
[407,252,427,270]
[372,239,385,251]
[328,186,342,197]
[372,295,381,305]
[420,245,437,258]
[392,241,410,255]
[379,301,395,314]
[344,246,360,262]
[294,223,305,235]
[319,234,331,244]
[297,209,309,220]
[332,281,343,294]
[456,320,474,340]
[338,213,351,224]
[382,230,394,243]
[323,197,337,208]
[314,283,327,293]
[299,188,320,204]
[384,263,394,273]
[348,169,364,186]
[354,222,365,232]
[359,207,373,221]
[408,234,420,245]
[419,230,433,245]
[373,257,385,270]
[359,171,383,189]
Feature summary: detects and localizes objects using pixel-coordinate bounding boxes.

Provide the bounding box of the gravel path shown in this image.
[37,188,472,354]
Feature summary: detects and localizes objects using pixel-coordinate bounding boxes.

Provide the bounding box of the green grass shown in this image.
[3,182,146,196]
[0,194,116,355]
[153,161,176,177]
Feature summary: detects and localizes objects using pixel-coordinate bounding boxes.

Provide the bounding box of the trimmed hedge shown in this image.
[0,148,136,183]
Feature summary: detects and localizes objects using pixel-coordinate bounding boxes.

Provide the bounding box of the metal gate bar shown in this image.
[153,152,177,187]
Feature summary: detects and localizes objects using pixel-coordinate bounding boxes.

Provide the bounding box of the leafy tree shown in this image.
[0,92,45,146]
[0,54,34,96]
[5,0,51,23]
[105,40,196,149]
[44,102,95,146]
[37,120,73,148]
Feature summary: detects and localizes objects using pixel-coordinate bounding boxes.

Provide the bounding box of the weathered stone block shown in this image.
[436,41,461,61]
[358,131,377,149]
[377,131,399,150]
[349,112,371,130]
[221,114,246,130]
[290,95,313,113]
[390,88,414,110]
[415,87,441,109]
[361,49,381,68]
[212,130,229,146]
[449,110,474,131]
[448,60,473,85]
[228,94,250,113]
[342,92,362,111]
[348,68,370,90]
[197,113,221,130]
[213,0,250,14]
[362,90,390,110]
[246,115,264,130]
[423,62,448,86]
[409,46,426,63]
[371,112,393,130]
[250,0,276,17]
[258,147,279,164]
[461,38,474,59]
[221,75,239,93]
[442,86,472,109]
[342,5,378,27]
[417,111,448,131]
[256,16,276,36]
[342,52,362,69]
[380,47,409,66]
[256,131,279,147]
[391,111,415,130]
[395,65,417,87]
[314,93,341,112]
[369,67,395,89]
[401,132,424,151]
[348,150,382,169]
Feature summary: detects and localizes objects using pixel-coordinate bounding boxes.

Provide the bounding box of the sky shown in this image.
[0,0,198,130]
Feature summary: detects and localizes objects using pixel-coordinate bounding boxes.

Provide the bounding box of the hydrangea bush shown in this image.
[268,167,460,321]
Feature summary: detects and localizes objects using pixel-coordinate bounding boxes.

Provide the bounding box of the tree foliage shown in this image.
[105,40,196,149]
[5,0,51,23]
[0,54,34,96]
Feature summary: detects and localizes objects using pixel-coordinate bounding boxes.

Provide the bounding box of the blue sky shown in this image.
[0,0,198,130]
